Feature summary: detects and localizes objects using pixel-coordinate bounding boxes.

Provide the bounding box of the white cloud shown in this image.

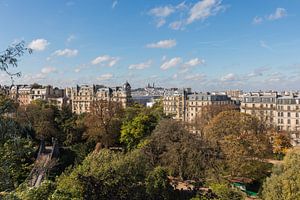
[66,34,76,43]
[268,8,287,20]
[149,6,174,18]
[28,39,49,51]
[252,16,263,25]
[253,8,287,25]
[169,20,184,30]
[184,73,206,81]
[97,73,113,81]
[53,48,79,57]
[148,5,175,28]
[156,19,166,27]
[129,60,152,70]
[260,40,272,50]
[112,1,118,9]
[146,39,176,49]
[91,55,120,67]
[184,58,205,67]
[187,0,225,24]
[160,57,182,70]
[221,73,236,81]
[41,67,57,74]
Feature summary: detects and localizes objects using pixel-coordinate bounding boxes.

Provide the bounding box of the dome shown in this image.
[123,81,131,90]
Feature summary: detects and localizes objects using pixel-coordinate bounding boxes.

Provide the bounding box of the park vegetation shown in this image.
[0,42,298,200]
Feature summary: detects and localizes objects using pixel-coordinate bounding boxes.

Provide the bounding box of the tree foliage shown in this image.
[143,119,219,180]
[0,41,32,82]
[204,111,272,179]
[262,149,300,200]
[120,113,157,150]
[84,100,124,149]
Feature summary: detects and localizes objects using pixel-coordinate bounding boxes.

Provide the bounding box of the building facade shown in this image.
[241,92,300,145]
[70,82,132,114]
[8,84,66,108]
[163,88,233,123]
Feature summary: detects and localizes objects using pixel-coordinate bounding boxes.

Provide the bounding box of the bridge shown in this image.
[27,138,59,187]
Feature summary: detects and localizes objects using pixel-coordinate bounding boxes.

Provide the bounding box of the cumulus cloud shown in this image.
[41,67,57,74]
[97,73,113,81]
[260,40,272,50]
[149,6,175,17]
[91,55,120,67]
[187,0,225,24]
[28,39,49,51]
[252,16,263,25]
[184,58,205,67]
[221,73,237,81]
[146,39,176,49]
[169,20,184,30]
[149,6,175,27]
[66,34,76,43]
[268,8,287,20]
[184,73,206,81]
[160,57,182,70]
[129,60,152,70]
[52,48,79,57]
[253,8,287,25]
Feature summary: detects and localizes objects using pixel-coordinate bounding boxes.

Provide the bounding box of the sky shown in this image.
[0,0,300,91]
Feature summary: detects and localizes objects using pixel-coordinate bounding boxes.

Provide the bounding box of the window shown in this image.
[296,119,299,125]
[296,113,299,117]
[288,119,291,124]
[288,112,291,117]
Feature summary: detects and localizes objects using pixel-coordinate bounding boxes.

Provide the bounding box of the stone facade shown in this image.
[240,92,300,145]
[163,88,233,123]
[70,82,132,114]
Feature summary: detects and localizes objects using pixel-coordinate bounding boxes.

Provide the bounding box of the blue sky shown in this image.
[0,0,299,91]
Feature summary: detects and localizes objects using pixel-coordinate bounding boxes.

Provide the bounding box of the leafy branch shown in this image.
[0,41,32,84]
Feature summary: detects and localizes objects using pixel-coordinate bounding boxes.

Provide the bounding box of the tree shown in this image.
[272,132,292,159]
[16,100,60,141]
[209,183,244,200]
[0,41,32,84]
[145,166,173,200]
[262,149,300,200]
[120,113,157,150]
[54,149,153,200]
[193,104,237,135]
[84,100,124,150]
[204,111,272,179]
[143,119,219,180]
[0,138,35,192]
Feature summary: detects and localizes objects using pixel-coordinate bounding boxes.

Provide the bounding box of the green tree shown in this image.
[84,100,124,150]
[145,166,173,200]
[16,100,60,141]
[0,41,32,81]
[0,138,35,192]
[262,149,300,200]
[204,111,272,179]
[143,119,219,180]
[54,149,152,200]
[120,113,157,150]
[210,183,244,200]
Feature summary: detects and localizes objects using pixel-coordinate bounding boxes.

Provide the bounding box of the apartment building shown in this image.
[163,88,233,123]
[241,92,300,145]
[8,84,66,108]
[70,82,132,114]
[240,92,277,127]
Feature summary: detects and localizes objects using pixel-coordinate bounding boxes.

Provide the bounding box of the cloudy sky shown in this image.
[0,0,299,91]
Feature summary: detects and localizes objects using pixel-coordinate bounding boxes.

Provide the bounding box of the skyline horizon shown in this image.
[1,0,300,91]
